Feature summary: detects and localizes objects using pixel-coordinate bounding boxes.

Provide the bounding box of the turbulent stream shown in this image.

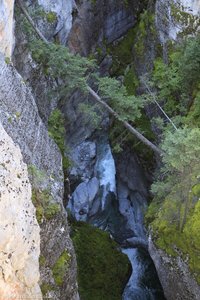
[68,138,165,299]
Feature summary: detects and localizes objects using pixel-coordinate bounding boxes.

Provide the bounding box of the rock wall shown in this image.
[149,237,200,300]
[0,52,79,299]
[0,122,42,299]
[148,3,200,299]
[68,0,146,55]
[0,0,14,57]
[37,0,75,44]
[156,0,200,44]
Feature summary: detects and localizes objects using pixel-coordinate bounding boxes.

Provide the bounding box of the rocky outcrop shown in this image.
[13,0,75,123]
[0,122,41,299]
[0,52,79,299]
[37,0,75,44]
[0,0,14,57]
[68,0,147,55]
[149,237,200,300]
[156,0,200,44]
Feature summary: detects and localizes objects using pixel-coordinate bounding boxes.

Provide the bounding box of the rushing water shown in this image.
[122,248,165,300]
[69,138,165,299]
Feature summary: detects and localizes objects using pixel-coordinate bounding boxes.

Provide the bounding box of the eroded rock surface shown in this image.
[149,237,200,300]
[0,53,79,299]
[0,0,14,57]
[68,0,146,55]
[0,122,42,299]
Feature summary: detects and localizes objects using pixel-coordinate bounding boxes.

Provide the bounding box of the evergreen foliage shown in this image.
[30,39,95,94]
[152,35,200,119]
[151,127,200,228]
[146,34,200,283]
[48,109,71,170]
[97,76,144,122]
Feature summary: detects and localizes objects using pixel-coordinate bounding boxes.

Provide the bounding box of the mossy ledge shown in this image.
[71,221,131,300]
[146,184,200,284]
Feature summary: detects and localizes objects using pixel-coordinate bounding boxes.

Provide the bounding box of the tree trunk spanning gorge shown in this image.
[17,0,162,156]
[1,0,200,299]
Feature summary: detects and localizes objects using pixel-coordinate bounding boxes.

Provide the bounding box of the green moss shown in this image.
[171,3,200,36]
[124,66,139,95]
[45,203,61,220]
[5,57,11,64]
[192,183,200,197]
[8,116,12,123]
[148,197,200,284]
[48,109,65,154]
[48,109,71,171]
[39,255,46,267]
[107,10,156,76]
[133,11,156,58]
[91,0,96,5]
[15,111,21,120]
[145,200,161,225]
[46,12,57,23]
[41,283,54,295]
[32,188,61,224]
[71,221,130,300]
[52,250,71,286]
[108,28,135,76]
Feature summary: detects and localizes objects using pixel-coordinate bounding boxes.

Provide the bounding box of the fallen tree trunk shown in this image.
[17,0,162,156]
[87,86,162,155]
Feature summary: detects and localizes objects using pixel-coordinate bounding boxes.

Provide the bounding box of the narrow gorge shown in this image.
[0,0,200,299]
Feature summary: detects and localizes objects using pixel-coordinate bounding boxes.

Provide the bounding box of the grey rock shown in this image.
[69,177,99,221]
[68,0,146,55]
[125,237,148,250]
[70,141,97,181]
[149,236,200,300]
[116,151,148,240]
[37,0,75,44]
[0,53,79,299]
[87,177,100,202]
[116,151,148,197]
[13,0,74,124]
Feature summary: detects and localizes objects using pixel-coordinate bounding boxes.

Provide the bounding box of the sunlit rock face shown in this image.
[0,0,14,57]
[180,0,200,15]
[37,0,75,44]
[0,122,42,299]
[0,49,79,300]
[156,0,200,43]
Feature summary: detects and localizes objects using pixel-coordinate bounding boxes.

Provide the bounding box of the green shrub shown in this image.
[48,109,71,171]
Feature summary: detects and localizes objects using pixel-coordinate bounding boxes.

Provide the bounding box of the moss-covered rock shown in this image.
[71,221,131,300]
[52,250,71,286]
[147,195,200,284]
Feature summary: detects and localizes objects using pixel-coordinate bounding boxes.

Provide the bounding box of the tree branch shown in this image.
[87,87,162,155]
[17,0,49,43]
[16,0,162,156]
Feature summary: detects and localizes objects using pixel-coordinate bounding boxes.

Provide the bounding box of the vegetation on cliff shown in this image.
[146,34,200,283]
[16,0,200,287]
[70,220,131,300]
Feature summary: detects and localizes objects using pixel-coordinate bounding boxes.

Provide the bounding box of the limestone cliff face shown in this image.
[0,0,14,57]
[0,122,42,299]
[0,51,79,299]
[37,0,75,44]
[156,0,200,43]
